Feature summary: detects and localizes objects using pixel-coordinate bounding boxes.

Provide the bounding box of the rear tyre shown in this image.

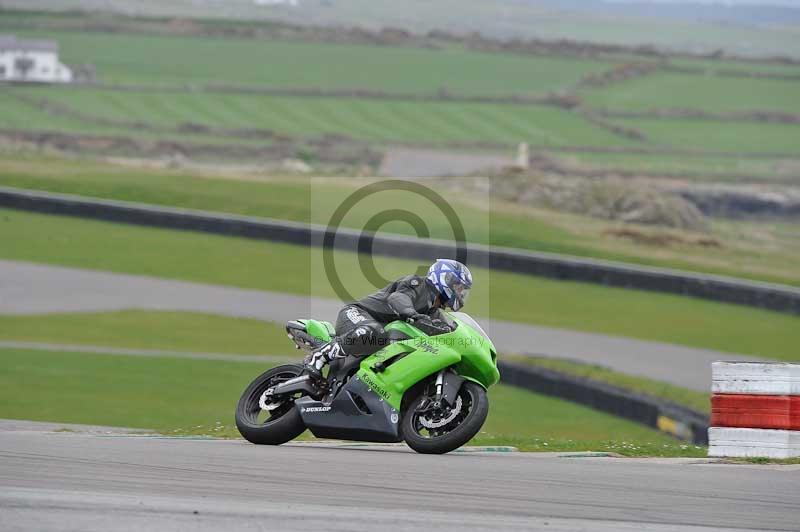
[235,364,306,445]
[401,381,489,455]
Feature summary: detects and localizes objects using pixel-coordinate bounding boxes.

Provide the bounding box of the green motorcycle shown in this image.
[235,312,500,454]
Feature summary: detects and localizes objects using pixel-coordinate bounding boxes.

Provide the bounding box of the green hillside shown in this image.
[582,73,800,115]
[10,87,630,147]
[4,0,800,58]
[613,118,800,155]
[2,11,798,179]
[15,29,612,95]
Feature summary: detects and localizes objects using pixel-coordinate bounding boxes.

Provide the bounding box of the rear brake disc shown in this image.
[258,388,284,411]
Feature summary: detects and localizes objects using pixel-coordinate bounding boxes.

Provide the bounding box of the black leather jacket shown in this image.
[353,275,439,323]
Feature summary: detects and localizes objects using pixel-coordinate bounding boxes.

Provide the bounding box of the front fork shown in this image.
[417,370,447,414]
[433,370,445,408]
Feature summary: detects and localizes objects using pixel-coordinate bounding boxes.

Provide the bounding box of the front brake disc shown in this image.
[419,396,463,429]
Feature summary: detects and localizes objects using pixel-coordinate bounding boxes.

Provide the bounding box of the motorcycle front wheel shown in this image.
[401,381,489,455]
[235,364,307,445]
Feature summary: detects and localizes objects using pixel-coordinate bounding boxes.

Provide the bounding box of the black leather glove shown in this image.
[407,314,451,336]
[406,313,428,323]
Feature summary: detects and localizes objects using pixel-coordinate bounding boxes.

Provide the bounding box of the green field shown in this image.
[582,72,800,115]
[13,29,611,95]
[0,91,269,147]
[13,86,632,147]
[666,58,800,77]
[0,346,701,455]
[12,80,800,155]
[2,208,799,361]
[0,92,131,138]
[3,10,800,182]
[613,118,800,155]
[3,156,799,286]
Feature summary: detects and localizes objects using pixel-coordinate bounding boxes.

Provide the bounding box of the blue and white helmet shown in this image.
[427,259,473,311]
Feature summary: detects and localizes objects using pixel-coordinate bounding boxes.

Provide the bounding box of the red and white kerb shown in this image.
[708,362,800,459]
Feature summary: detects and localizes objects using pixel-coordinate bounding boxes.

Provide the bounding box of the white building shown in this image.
[0,35,72,83]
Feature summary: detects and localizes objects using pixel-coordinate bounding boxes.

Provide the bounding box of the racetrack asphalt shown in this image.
[0,259,763,391]
[1,421,798,532]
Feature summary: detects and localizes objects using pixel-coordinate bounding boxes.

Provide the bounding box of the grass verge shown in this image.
[727,457,800,466]
[0,310,709,414]
[0,308,711,421]
[13,28,611,95]
[504,355,710,414]
[0,347,704,456]
[2,155,800,286]
[2,208,799,361]
[0,310,297,356]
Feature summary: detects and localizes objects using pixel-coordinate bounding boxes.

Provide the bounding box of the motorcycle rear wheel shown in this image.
[401,381,489,455]
[235,364,307,445]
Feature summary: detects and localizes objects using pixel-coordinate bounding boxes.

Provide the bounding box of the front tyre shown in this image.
[401,381,489,455]
[235,364,306,445]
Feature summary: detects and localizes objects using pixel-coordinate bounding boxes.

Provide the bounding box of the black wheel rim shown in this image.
[411,387,475,440]
[241,371,299,426]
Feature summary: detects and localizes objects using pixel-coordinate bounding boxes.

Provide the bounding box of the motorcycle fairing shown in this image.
[295,376,401,443]
[357,340,461,411]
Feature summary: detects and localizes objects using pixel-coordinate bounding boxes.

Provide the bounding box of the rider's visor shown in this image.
[452,283,470,309]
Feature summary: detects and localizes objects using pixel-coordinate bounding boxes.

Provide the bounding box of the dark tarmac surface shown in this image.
[0,421,797,532]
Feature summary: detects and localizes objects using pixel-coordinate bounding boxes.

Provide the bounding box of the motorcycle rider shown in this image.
[303,258,473,383]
